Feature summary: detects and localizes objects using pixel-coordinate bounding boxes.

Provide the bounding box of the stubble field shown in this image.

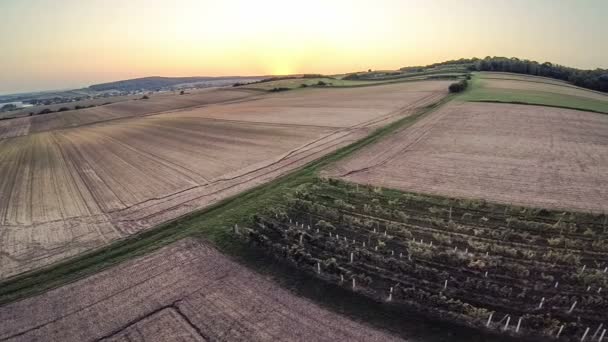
[325,101,608,213]
[0,80,450,279]
[0,238,401,342]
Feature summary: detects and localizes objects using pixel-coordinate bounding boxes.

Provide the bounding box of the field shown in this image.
[0,238,401,342]
[460,72,608,113]
[239,178,608,341]
[0,80,450,279]
[325,101,608,213]
[0,88,259,139]
[241,77,379,90]
[5,68,607,342]
[241,72,462,91]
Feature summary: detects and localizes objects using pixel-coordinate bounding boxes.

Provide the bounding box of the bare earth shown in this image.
[0,238,402,342]
[325,101,608,213]
[0,81,450,279]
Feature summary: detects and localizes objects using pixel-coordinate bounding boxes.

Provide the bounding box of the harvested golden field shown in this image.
[0,80,450,279]
[0,88,258,139]
[0,238,401,342]
[325,101,608,212]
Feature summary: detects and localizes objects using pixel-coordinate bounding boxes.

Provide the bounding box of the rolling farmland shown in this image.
[0,80,450,279]
[0,88,259,139]
[241,71,464,91]
[325,101,608,213]
[0,238,401,342]
[1,0,605,338]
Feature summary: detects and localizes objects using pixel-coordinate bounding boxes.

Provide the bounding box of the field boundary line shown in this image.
[469,99,608,114]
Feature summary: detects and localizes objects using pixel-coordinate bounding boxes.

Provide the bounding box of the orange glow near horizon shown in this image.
[1,0,607,94]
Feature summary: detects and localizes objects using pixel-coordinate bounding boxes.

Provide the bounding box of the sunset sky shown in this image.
[1,0,607,94]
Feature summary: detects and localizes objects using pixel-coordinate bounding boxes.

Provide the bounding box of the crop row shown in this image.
[238,178,608,341]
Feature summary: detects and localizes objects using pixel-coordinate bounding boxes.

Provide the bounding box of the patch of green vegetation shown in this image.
[0,94,456,306]
[345,68,468,81]
[460,75,608,113]
[242,77,387,90]
[243,71,464,91]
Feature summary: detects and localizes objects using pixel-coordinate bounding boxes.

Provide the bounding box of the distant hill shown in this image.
[88,76,263,92]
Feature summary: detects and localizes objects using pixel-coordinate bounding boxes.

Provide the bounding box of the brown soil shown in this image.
[0,81,450,279]
[325,101,608,213]
[0,238,402,342]
[0,88,258,139]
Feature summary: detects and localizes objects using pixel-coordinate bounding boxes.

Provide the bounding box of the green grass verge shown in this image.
[460,75,608,113]
[0,94,456,306]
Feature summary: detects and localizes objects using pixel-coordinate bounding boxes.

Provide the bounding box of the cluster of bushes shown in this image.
[0,104,18,112]
[75,104,97,110]
[34,103,98,115]
[269,87,290,92]
[448,80,469,93]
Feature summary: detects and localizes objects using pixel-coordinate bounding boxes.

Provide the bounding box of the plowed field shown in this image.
[0,81,450,279]
[0,239,401,342]
[0,88,258,139]
[326,101,608,212]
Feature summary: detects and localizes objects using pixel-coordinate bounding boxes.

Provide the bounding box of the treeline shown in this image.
[403,57,608,93]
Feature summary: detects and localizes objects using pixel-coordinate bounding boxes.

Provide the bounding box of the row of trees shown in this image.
[473,57,608,92]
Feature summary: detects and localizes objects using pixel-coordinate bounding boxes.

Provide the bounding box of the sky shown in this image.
[1,0,607,95]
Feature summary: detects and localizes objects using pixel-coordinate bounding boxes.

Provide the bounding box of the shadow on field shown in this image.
[234,244,521,342]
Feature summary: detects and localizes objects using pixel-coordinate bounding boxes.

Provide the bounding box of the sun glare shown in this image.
[271,63,293,76]
[168,0,371,75]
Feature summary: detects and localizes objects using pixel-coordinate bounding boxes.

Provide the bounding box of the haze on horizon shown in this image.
[1,0,606,95]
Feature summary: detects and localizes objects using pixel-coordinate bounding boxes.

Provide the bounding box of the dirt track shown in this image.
[0,238,403,342]
[325,101,608,213]
[0,81,449,279]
